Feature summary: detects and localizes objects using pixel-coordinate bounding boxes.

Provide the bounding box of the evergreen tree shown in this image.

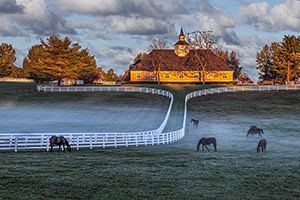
[257,35,300,85]
[217,50,242,80]
[104,68,118,81]
[23,35,97,84]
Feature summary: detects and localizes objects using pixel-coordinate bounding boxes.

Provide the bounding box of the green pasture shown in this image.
[0,82,300,199]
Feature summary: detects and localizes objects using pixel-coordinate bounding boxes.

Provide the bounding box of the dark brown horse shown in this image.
[190,118,199,128]
[197,137,217,152]
[49,136,71,152]
[247,126,264,139]
[257,139,267,154]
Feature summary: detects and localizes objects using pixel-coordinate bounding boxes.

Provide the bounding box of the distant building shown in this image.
[126,28,234,83]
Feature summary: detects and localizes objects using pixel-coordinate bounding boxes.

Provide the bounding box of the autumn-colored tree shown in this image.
[217,50,242,80]
[144,38,170,84]
[104,68,118,81]
[23,35,97,84]
[256,43,279,84]
[0,43,16,77]
[186,30,222,84]
[257,35,300,85]
[133,53,147,65]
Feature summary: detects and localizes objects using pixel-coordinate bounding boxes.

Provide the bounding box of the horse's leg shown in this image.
[202,145,204,152]
[63,144,65,152]
[50,144,53,152]
[213,143,217,152]
[205,145,209,152]
[58,145,61,152]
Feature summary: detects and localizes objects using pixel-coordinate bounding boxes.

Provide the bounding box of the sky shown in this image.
[0,0,299,82]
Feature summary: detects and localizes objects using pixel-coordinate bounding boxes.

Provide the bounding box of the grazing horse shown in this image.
[257,139,267,153]
[197,137,217,152]
[190,118,199,128]
[247,126,264,139]
[49,136,71,152]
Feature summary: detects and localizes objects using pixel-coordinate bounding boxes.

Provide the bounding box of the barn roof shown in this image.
[131,49,234,72]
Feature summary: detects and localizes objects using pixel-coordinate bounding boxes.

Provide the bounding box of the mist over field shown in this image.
[0,98,169,133]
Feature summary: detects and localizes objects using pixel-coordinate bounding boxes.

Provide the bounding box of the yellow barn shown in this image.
[127,28,234,83]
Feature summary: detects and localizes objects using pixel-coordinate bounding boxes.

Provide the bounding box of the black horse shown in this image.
[190,119,199,128]
[197,137,217,152]
[49,136,71,152]
[257,139,267,154]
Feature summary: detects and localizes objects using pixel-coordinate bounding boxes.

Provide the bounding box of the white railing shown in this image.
[2,85,297,152]
[1,86,181,152]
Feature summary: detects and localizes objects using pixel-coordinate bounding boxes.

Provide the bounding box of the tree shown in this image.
[0,43,16,77]
[186,30,222,84]
[104,68,118,81]
[217,50,242,80]
[23,35,97,84]
[256,43,279,84]
[257,35,300,85]
[144,38,170,84]
[133,53,147,65]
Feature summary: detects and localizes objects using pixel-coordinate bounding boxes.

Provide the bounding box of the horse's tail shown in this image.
[261,129,264,135]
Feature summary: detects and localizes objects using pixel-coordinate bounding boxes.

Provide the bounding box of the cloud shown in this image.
[0,0,76,37]
[108,16,175,35]
[178,0,239,45]
[0,0,24,14]
[237,0,300,32]
[53,0,184,18]
[0,16,19,36]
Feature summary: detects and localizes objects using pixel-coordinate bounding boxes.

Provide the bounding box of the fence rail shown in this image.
[1,85,298,152]
[1,86,183,152]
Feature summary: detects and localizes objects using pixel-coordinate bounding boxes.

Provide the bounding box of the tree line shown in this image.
[0,35,119,84]
[256,35,300,85]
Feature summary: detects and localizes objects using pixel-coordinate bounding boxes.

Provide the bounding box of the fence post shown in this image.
[46,137,49,151]
[76,136,79,150]
[9,135,13,148]
[152,134,154,146]
[126,136,128,147]
[114,134,117,148]
[136,134,138,147]
[14,137,18,152]
[90,136,93,150]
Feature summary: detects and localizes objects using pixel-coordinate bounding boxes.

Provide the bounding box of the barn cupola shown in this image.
[174,28,190,57]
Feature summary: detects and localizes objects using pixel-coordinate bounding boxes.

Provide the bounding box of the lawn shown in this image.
[0,83,300,199]
[0,83,170,133]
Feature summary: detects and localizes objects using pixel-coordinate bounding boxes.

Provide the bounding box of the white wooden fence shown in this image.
[0,86,184,152]
[1,85,298,152]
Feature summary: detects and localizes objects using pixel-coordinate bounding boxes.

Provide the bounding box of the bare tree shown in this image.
[145,38,170,84]
[185,30,222,84]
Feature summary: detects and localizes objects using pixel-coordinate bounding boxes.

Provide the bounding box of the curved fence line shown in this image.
[0,86,180,152]
[2,85,298,152]
[182,85,300,131]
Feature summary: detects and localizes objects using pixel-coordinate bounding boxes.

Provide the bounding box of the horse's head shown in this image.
[67,145,71,152]
[190,119,193,122]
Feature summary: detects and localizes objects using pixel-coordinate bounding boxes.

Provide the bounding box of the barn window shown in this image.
[151,74,155,79]
[165,74,170,79]
[207,74,213,79]
[137,74,141,79]
[179,74,184,79]
[223,74,228,79]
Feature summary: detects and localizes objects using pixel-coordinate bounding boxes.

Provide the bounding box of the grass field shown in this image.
[0,83,169,133]
[0,83,300,199]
